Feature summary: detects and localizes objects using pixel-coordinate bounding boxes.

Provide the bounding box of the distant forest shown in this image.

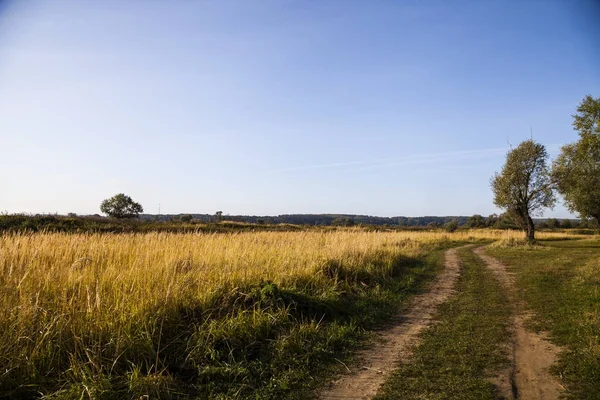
[142,213,469,226]
[0,213,594,235]
[142,213,590,229]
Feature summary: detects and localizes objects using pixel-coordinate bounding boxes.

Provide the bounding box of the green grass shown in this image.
[185,249,448,400]
[374,246,512,400]
[487,238,600,399]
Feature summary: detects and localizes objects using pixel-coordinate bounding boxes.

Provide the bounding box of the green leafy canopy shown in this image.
[551,95,600,223]
[491,140,555,241]
[100,193,144,219]
[492,140,555,215]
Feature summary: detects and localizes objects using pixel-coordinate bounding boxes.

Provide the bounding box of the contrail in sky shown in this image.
[277,147,507,172]
[277,144,563,173]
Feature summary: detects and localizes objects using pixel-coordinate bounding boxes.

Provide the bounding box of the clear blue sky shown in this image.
[0,1,598,217]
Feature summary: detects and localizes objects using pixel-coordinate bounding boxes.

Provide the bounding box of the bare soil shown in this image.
[317,247,463,400]
[474,246,564,400]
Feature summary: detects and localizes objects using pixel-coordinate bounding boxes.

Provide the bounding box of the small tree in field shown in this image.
[491,140,555,242]
[467,214,486,228]
[179,214,193,223]
[546,218,560,229]
[486,213,499,227]
[444,219,458,232]
[561,219,573,229]
[100,193,143,219]
[552,95,600,225]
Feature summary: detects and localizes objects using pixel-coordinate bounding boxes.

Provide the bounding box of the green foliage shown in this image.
[467,214,486,228]
[0,214,77,233]
[491,140,555,241]
[444,219,458,232]
[0,214,306,234]
[560,219,573,229]
[486,213,499,227]
[572,94,600,137]
[100,193,144,219]
[179,214,193,222]
[552,95,600,224]
[493,213,518,229]
[579,218,600,229]
[331,217,356,227]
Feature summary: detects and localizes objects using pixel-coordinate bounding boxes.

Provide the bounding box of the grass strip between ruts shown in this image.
[374,246,512,400]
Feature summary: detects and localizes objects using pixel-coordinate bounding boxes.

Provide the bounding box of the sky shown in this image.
[0,0,599,218]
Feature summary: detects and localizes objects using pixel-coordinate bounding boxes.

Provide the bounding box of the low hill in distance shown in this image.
[140,213,471,227]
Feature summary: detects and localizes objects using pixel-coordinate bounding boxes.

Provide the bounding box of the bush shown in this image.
[179,214,193,223]
[444,219,458,233]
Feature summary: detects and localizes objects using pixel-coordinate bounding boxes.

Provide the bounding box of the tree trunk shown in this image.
[525,215,535,243]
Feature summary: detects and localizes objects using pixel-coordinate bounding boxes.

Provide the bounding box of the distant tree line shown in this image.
[0,212,593,234]
[142,213,477,227]
[0,214,305,234]
[140,213,590,229]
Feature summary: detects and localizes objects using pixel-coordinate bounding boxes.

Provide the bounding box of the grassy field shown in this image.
[374,246,512,400]
[0,229,584,399]
[488,238,600,399]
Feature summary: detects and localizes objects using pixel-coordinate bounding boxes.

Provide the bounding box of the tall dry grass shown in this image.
[0,228,581,397]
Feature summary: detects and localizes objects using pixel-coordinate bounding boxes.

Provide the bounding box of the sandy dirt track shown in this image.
[474,246,564,400]
[318,247,463,400]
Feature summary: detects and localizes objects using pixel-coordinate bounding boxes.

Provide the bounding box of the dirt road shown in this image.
[474,246,564,400]
[318,247,463,400]
[318,245,564,400]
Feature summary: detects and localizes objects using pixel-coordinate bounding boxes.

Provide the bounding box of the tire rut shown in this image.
[317,246,464,400]
[473,246,564,400]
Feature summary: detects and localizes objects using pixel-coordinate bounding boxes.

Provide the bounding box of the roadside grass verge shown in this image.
[374,246,512,400]
[487,238,600,399]
[0,232,452,400]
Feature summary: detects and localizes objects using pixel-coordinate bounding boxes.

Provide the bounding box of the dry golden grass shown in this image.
[0,228,583,397]
[0,228,579,336]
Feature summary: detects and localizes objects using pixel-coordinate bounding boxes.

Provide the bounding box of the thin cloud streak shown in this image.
[277,147,508,173]
[278,144,565,173]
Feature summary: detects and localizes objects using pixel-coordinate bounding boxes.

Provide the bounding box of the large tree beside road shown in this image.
[491,140,556,242]
[552,95,600,225]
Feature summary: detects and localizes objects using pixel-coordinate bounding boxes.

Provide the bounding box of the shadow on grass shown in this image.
[2,252,443,400]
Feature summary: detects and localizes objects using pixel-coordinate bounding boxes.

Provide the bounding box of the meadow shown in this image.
[0,229,586,399]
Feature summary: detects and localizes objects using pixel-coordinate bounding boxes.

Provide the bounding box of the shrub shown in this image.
[444,219,458,233]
